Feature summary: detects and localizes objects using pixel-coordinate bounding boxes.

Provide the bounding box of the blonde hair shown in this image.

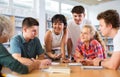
[0,15,14,40]
[82,24,106,51]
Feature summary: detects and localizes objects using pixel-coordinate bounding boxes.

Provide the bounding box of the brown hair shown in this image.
[97,9,120,28]
[71,5,85,14]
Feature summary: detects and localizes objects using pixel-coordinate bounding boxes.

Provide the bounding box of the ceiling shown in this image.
[71,0,115,5]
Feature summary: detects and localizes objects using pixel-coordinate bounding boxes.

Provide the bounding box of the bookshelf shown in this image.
[2,15,24,48]
[46,20,52,31]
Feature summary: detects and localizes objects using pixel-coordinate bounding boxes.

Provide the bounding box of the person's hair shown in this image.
[22,17,39,28]
[97,9,120,28]
[51,14,67,29]
[83,25,106,51]
[0,15,13,39]
[71,5,85,14]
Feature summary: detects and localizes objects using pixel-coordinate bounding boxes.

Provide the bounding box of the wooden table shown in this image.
[2,63,120,77]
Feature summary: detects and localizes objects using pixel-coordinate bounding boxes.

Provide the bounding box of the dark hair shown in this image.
[51,14,67,29]
[71,5,85,14]
[22,17,39,28]
[97,9,120,28]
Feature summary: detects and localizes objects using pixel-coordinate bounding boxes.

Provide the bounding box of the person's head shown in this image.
[80,25,95,43]
[97,9,120,37]
[71,5,85,25]
[51,14,67,35]
[22,17,39,40]
[0,15,13,43]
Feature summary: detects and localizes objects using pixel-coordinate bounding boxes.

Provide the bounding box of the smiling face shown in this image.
[80,27,92,43]
[52,21,64,35]
[72,13,85,25]
[98,19,112,37]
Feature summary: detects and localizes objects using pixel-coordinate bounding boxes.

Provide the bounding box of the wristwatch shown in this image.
[99,60,103,66]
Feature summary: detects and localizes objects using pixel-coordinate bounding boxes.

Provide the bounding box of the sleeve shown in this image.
[10,37,22,54]
[0,44,28,74]
[74,39,83,60]
[35,37,44,55]
[92,40,105,59]
[113,34,120,52]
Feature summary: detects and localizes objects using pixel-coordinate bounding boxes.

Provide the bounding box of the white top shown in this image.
[67,19,91,54]
[113,29,120,52]
[50,29,63,50]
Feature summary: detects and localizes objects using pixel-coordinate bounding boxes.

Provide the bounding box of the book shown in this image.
[42,66,71,74]
[51,62,60,65]
[81,66,103,70]
[68,63,82,66]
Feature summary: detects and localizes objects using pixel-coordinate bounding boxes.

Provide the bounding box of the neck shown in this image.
[109,28,119,38]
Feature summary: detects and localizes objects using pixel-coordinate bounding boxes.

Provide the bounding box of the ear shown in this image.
[22,26,27,32]
[108,23,112,29]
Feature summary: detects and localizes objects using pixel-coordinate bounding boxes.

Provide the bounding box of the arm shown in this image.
[67,38,73,58]
[96,41,105,59]
[0,44,39,74]
[74,50,84,63]
[93,52,120,70]
[60,28,68,59]
[44,30,55,58]
[12,53,34,65]
[74,40,84,62]
[101,52,120,70]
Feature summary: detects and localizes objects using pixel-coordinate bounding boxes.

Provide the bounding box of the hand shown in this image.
[61,58,70,63]
[53,54,61,59]
[40,59,51,68]
[28,58,40,71]
[80,59,93,66]
[93,58,102,66]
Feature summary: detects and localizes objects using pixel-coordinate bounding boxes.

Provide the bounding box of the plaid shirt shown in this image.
[74,39,105,60]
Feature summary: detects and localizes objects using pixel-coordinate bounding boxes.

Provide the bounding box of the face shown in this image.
[99,19,111,37]
[72,13,85,25]
[23,26,38,39]
[80,27,91,43]
[52,22,64,35]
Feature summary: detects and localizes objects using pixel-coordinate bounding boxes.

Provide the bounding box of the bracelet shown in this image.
[99,60,103,66]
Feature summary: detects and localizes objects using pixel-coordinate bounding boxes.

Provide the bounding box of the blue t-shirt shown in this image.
[10,34,44,58]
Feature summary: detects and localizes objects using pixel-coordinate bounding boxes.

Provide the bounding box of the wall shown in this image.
[88,0,120,25]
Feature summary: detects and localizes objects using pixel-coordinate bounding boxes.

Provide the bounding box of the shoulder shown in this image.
[10,35,22,42]
[45,30,52,38]
[90,39,100,45]
[67,19,75,26]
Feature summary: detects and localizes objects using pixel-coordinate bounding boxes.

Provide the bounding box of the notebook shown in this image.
[81,66,103,70]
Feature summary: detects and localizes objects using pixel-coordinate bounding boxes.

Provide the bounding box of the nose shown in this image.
[76,16,80,20]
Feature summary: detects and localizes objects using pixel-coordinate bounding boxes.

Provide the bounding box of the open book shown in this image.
[42,65,71,74]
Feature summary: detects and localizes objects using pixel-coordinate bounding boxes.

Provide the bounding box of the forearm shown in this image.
[67,39,73,57]
[46,52,54,58]
[15,57,33,66]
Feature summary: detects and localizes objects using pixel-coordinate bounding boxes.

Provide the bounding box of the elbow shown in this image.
[108,64,118,70]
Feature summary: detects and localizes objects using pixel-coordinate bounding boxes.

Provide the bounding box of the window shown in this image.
[13,0,34,8]
[61,3,73,20]
[45,0,59,13]
[0,0,9,6]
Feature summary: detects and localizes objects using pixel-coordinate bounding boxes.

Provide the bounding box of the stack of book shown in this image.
[42,65,71,74]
